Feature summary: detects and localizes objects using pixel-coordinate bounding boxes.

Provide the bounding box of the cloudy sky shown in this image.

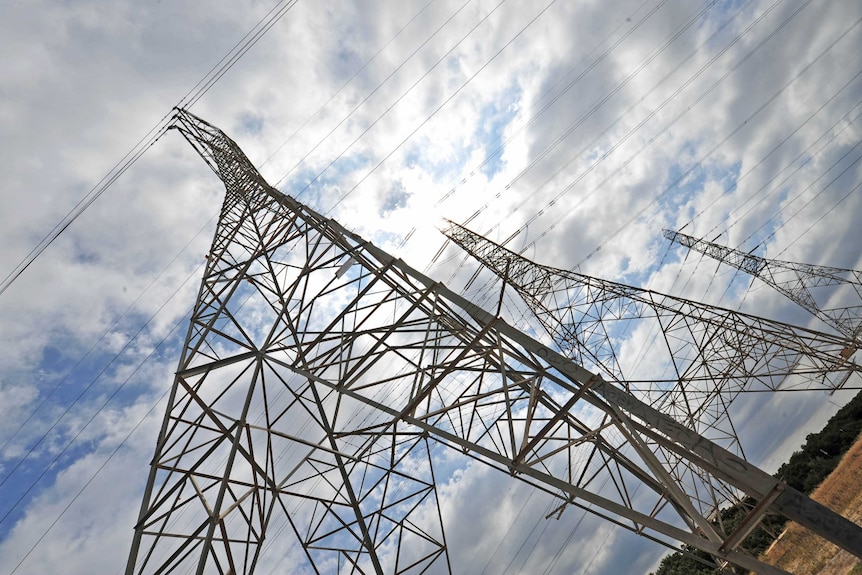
[1,0,861,573]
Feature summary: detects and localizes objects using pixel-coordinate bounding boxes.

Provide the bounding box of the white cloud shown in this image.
[2,0,861,573]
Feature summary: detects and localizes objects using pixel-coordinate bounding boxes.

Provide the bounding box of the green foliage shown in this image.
[651,389,862,575]
[775,391,862,493]
[651,545,721,575]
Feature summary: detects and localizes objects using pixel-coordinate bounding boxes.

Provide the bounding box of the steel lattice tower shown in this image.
[127,110,862,575]
[445,222,860,426]
[126,111,450,575]
[442,221,862,521]
[664,229,862,343]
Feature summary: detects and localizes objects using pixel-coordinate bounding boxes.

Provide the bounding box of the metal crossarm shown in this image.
[665,229,862,342]
[126,110,862,575]
[443,220,862,534]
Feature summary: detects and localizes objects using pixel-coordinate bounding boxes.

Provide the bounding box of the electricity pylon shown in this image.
[127,110,862,575]
[126,110,450,575]
[442,221,862,528]
[664,229,862,343]
[446,222,860,431]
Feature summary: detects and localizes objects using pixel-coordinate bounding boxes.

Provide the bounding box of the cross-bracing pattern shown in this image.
[665,229,862,342]
[442,221,862,517]
[126,111,450,575]
[127,110,862,575]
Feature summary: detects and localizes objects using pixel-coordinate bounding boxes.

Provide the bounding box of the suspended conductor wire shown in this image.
[428,0,759,282]
[772,179,862,260]
[276,0,673,277]
[419,0,668,278]
[291,0,510,206]
[261,0,438,171]
[654,52,862,305]
[526,0,847,272]
[325,0,563,213]
[674,74,862,245]
[466,0,764,251]
[671,80,862,301]
[0,119,172,298]
[749,147,862,250]
[381,0,702,283]
[0,254,213,568]
[497,496,559,574]
[8,384,175,575]
[524,0,814,265]
[0,262,203,528]
[179,0,300,111]
[432,0,676,211]
[0,213,217,469]
[725,135,862,255]
[673,98,862,307]
[273,0,475,192]
[495,0,714,195]
[0,0,301,298]
[326,0,676,214]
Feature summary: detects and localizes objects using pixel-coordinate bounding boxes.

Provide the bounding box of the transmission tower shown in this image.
[445,221,860,431]
[127,109,862,575]
[126,110,450,575]
[664,229,862,343]
[442,221,862,535]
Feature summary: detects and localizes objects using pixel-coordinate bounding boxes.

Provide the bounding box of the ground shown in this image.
[760,435,862,574]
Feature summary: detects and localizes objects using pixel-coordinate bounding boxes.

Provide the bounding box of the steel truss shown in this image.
[445,222,861,430]
[126,110,862,575]
[443,221,862,523]
[665,229,862,342]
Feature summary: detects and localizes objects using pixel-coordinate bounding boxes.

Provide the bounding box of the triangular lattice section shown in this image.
[126,111,862,575]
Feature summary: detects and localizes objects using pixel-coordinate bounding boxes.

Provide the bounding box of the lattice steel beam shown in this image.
[442,220,862,529]
[664,229,862,343]
[446,221,860,410]
[126,110,862,575]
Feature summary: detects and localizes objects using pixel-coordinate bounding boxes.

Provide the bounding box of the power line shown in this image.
[0,262,202,528]
[273,0,475,192]
[262,0,439,172]
[0,0,301,298]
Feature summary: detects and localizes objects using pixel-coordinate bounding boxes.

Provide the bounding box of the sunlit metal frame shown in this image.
[126,110,862,575]
[665,228,862,342]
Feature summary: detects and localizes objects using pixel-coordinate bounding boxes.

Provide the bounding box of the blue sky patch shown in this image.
[404,138,470,183]
[282,151,372,207]
[380,181,410,216]
[474,83,522,180]
[239,113,264,136]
